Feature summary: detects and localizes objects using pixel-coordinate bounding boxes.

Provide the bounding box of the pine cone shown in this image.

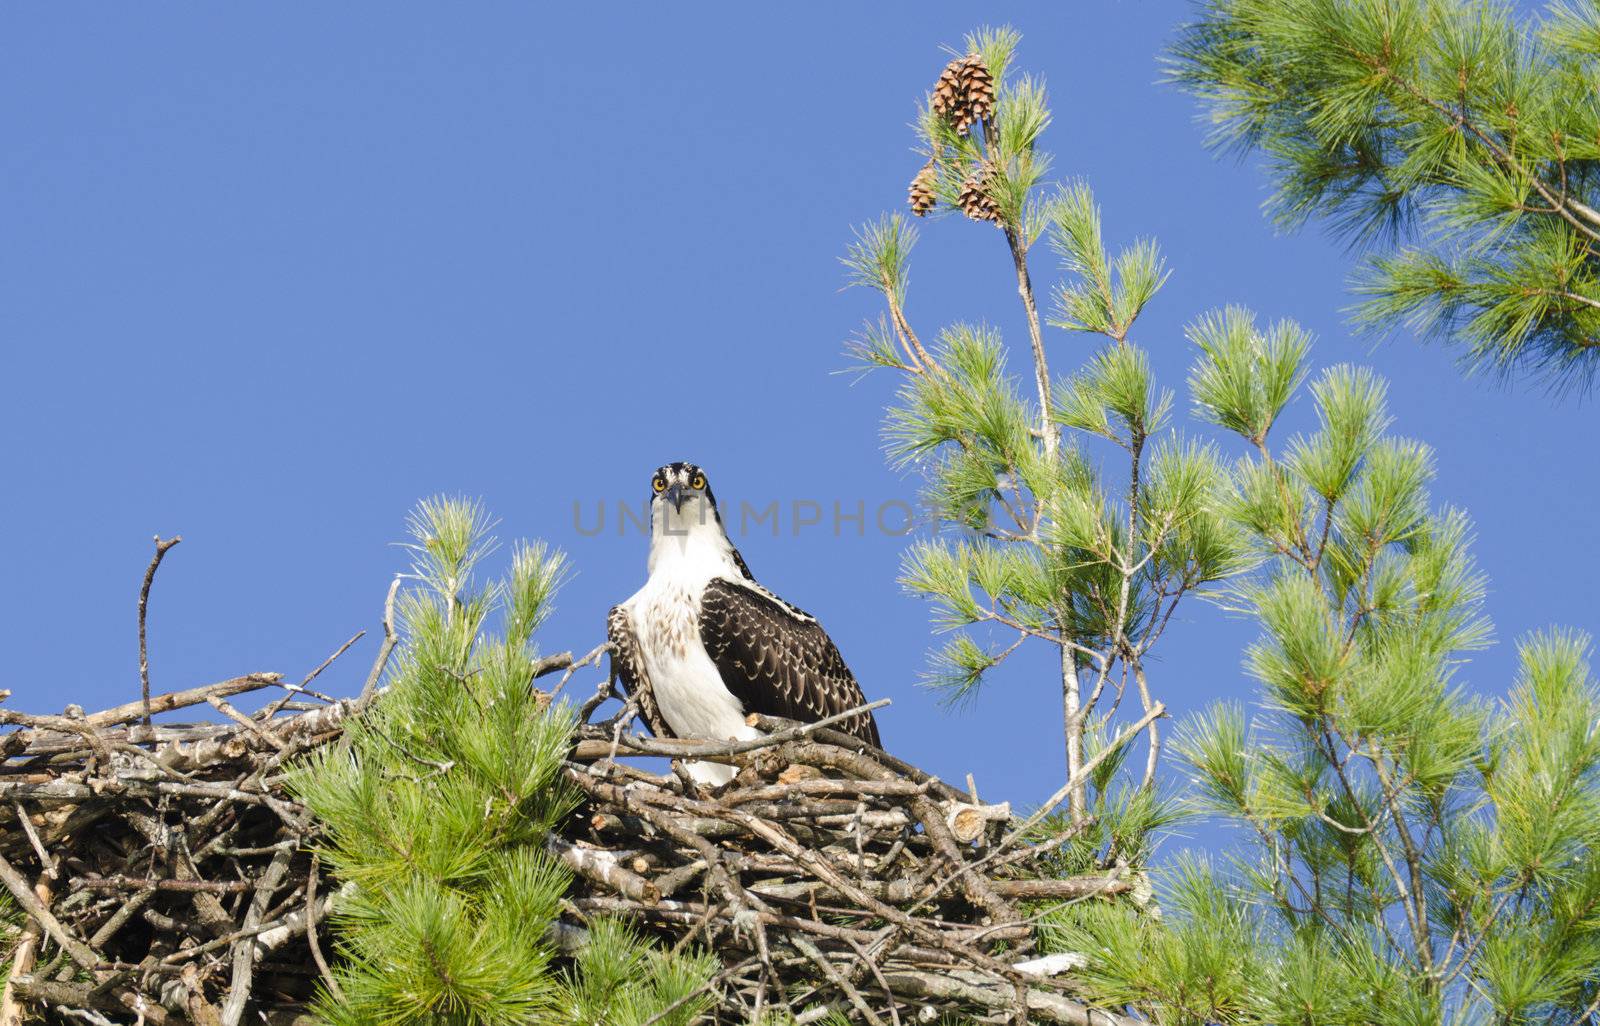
[932,57,968,124]
[933,54,994,136]
[959,55,995,132]
[958,164,1000,224]
[908,161,938,217]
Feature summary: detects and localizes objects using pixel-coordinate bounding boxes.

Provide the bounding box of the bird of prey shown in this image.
[608,462,880,785]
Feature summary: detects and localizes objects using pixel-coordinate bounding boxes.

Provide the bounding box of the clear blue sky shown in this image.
[2,4,1592,820]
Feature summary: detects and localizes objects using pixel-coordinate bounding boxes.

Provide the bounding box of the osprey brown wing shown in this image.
[607,604,674,740]
[697,579,880,746]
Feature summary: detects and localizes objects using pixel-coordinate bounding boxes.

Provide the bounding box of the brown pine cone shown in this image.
[908,161,938,217]
[958,163,1000,224]
[932,56,968,123]
[959,55,995,131]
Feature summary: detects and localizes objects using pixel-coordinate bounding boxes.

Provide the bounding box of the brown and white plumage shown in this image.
[607,603,669,739]
[608,462,879,783]
[697,580,879,746]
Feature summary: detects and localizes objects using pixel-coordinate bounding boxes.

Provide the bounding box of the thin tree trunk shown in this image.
[1001,214,1084,820]
[1061,644,1085,822]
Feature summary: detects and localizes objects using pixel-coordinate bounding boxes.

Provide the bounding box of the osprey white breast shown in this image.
[616,471,759,783]
[622,558,758,756]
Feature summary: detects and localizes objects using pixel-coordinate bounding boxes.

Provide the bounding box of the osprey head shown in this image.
[650,461,720,522]
[644,462,742,576]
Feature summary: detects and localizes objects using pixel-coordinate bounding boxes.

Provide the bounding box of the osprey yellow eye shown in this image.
[652,477,666,493]
[691,473,706,490]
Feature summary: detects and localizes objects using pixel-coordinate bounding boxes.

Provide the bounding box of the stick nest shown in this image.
[0,668,1149,1026]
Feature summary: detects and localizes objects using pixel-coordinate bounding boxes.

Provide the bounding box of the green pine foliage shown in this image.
[1036,325,1600,1023]
[289,497,715,1026]
[1169,0,1600,388]
[850,28,1600,1021]
[847,27,1253,825]
[0,888,18,963]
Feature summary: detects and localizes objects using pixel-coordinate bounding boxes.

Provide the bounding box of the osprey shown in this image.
[609,462,880,785]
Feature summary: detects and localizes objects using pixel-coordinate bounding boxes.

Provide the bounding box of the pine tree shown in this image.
[851,30,1600,1022]
[1169,0,1600,390]
[289,498,715,1026]
[1037,319,1600,1023]
[845,26,1251,828]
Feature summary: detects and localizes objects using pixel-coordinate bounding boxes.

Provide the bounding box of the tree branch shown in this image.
[138,535,182,728]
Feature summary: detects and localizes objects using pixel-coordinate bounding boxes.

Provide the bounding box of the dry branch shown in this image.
[550,699,1159,1024]
[138,535,182,728]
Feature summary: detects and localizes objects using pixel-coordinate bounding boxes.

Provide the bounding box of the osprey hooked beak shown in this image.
[663,483,687,513]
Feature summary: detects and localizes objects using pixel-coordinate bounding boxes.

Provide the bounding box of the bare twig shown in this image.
[589,699,892,763]
[208,696,286,751]
[359,576,401,701]
[792,935,886,1026]
[1000,702,1165,853]
[531,650,576,679]
[0,852,97,970]
[260,630,366,721]
[304,855,343,1003]
[10,806,55,882]
[550,641,613,701]
[220,847,291,1026]
[845,934,903,1026]
[138,535,182,728]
